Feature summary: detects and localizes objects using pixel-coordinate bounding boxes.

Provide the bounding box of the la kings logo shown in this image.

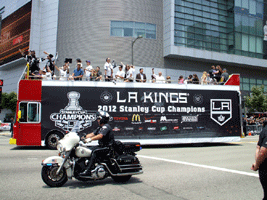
[210,99,232,126]
[50,91,96,132]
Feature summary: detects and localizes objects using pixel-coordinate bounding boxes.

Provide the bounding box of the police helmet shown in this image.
[96,110,110,124]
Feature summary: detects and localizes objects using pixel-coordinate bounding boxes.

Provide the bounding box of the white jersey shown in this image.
[59,68,68,80]
[104,62,113,76]
[42,72,52,80]
[156,75,165,83]
[116,70,125,82]
[85,65,93,77]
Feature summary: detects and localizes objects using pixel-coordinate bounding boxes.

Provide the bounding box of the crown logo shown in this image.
[218,115,225,122]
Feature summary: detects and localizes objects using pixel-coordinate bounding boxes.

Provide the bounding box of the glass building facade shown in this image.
[110,21,156,39]
[174,0,265,59]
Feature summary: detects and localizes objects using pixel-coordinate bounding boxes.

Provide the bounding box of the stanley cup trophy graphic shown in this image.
[50,91,96,132]
[64,91,83,110]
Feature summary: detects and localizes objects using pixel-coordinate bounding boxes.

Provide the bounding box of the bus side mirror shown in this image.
[17,110,21,121]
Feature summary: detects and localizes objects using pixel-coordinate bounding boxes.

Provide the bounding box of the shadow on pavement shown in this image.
[10,146,49,150]
[42,176,142,189]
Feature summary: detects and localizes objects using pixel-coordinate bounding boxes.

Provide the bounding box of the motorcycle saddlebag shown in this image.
[116,154,139,165]
[113,141,141,154]
[122,142,141,153]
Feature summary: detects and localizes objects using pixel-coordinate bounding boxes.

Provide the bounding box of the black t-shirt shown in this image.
[30,57,40,74]
[257,127,267,168]
[93,124,114,147]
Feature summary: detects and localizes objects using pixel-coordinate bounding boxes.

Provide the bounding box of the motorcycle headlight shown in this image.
[57,143,62,151]
[57,143,65,152]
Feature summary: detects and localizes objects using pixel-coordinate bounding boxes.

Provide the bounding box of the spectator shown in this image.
[192,74,199,84]
[136,68,147,83]
[19,48,32,63]
[156,72,165,83]
[54,61,69,81]
[213,65,222,83]
[19,49,40,79]
[185,75,193,84]
[71,63,84,81]
[41,67,52,80]
[76,58,83,68]
[201,71,208,85]
[130,65,135,80]
[115,65,125,82]
[10,117,14,138]
[208,65,216,83]
[43,51,55,77]
[178,75,184,84]
[29,50,40,79]
[104,58,113,81]
[220,68,229,84]
[91,66,102,81]
[166,76,171,84]
[124,65,134,82]
[85,60,93,81]
[151,68,156,83]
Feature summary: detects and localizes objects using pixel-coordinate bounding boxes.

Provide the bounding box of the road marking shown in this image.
[139,155,259,178]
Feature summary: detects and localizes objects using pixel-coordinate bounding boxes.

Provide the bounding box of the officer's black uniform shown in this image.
[257,123,267,200]
[80,123,114,176]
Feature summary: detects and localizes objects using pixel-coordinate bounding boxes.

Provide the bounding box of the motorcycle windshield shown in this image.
[71,121,81,133]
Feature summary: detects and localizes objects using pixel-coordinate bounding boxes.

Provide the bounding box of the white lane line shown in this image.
[139,155,259,178]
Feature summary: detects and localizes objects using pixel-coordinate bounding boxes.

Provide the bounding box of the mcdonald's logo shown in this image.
[131,114,141,124]
[132,114,141,122]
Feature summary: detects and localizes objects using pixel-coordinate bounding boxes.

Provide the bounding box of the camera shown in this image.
[65,58,72,64]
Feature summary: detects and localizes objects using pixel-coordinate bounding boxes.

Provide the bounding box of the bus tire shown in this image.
[46,131,63,150]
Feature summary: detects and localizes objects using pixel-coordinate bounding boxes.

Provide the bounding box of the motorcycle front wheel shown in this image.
[41,166,68,187]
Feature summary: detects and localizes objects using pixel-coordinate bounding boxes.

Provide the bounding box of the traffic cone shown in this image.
[248,131,252,136]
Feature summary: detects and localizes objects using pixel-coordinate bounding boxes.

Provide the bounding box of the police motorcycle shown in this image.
[41,120,143,187]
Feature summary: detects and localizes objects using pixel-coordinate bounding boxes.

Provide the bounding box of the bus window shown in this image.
[28,103,39,122]
[19,102,41,123]
[19,103,27,122]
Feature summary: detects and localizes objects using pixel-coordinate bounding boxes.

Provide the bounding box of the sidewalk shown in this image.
[0,131,11,136]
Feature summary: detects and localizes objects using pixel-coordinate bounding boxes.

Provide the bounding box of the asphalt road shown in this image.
[0,134,263,200]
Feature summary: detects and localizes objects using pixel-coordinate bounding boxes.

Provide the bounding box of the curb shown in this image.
[0,131,11,136]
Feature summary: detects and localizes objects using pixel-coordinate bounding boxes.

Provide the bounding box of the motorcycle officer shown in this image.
[79,110,114,176]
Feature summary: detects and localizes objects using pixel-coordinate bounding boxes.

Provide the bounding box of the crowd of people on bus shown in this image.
[19,49,230,84]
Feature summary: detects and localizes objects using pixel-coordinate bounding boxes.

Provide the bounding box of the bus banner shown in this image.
[41,85,241,140]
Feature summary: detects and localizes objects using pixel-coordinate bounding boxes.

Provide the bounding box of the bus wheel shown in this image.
[46,132,63,150]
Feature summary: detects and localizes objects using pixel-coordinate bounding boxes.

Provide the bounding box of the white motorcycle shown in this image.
[41,122,143,187]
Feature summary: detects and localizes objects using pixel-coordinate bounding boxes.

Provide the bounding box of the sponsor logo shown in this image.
[125,127,134,131]
[160,116,178,123]
[113,127,120,131]
[197,126,205,130]
[50,91,96,132]
[147,127,156,131]
[210,99,232,126]
[160,126,167,131]
[193,94,204,104]
[183,127,193,130]
[144,119,157,123]
[132,114,142,124]
[173,126,179,130]
[181,115,198,123]
[144,116,156,120]
[112,117,128,122]
[100,91,113,104]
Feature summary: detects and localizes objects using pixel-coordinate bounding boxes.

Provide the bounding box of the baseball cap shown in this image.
[86,60,91,63]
